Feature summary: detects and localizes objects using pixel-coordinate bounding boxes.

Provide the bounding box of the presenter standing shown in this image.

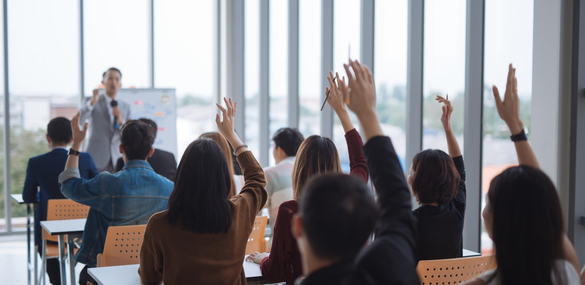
[80,67,131,172]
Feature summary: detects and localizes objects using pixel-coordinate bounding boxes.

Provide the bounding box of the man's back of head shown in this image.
[272,128,304,157]
[297,174,379,262]
[47,117,72,146]
[121,120,155,160]
[138,118,158,138]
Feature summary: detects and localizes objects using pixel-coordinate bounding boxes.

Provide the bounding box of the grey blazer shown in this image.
[79,94,131,172]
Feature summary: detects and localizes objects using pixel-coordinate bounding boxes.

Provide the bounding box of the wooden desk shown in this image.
[11,194,37,285]
[41,219,86,285]
[88,256,265,285]
[463,249,481,257]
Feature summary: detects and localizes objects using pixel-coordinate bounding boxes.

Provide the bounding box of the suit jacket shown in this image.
[115,148,177,181]
[80,94,131,172]
[21,148,99,246]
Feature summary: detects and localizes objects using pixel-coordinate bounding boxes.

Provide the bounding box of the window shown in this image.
[7,0,79,220]
[374,0,408,171]
[298,0,321,140]
[84,0,150,95]
[154,0,215,158]
[422,0,466,154]
[332,0,361,172]
[245,0,260,158]
[482,0,534,254]
[268,0,288,166]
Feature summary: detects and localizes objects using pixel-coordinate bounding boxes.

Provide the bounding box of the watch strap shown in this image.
[68,149,81,156]
[510,129,527,142]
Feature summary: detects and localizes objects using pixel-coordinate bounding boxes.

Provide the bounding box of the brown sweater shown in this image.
[138,151,267,285]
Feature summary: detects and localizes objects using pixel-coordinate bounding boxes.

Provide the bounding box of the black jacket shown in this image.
[115,148,177,182]
[300,136,419,285]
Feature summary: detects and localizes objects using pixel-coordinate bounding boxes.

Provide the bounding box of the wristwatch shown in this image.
[68,149,81,156]
[510,129,528,142]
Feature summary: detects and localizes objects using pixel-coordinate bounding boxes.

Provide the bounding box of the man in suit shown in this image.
[115,118,177,181]
[80,67,131,172]
[22,117,98,285]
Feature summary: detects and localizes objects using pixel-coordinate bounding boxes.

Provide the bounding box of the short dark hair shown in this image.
[272,128,304,156]
[102,67,122,79]
[487,165,564,284]
[138,118,157,137]
[167,138,232,233]
[299,173,379,261]
[120,120,155,160]
[411,149,460,205]
[47,117,72,145]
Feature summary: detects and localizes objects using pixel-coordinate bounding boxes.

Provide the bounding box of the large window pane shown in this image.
[84,0,150,95]
[268,0,288,166]
[7,0,79,221]
[374,0,408,171]
[482,0,533,254]
[333,0,360,172]
[154,0,215,158]
[245,0,260,158]
[422,0,466,153]
[298,0,321,139]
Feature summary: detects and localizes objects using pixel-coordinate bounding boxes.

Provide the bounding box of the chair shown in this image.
[416,255,496,285]
[39,199,89,285]
[96,225,146,267]
[245,216,268,255]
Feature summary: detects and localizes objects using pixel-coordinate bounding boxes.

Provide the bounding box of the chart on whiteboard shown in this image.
[117,88,178,158]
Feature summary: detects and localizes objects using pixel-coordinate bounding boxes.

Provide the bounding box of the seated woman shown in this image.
[247,71,369,284]
[199,131,244,198]
[138,98,267,285]
[409,95,466,260]
[467,65,580,285]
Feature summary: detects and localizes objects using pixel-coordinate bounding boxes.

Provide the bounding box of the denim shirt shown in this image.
[59,160,174,267]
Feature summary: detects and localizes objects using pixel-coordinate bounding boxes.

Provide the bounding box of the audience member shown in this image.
[409,95,466,260]
[247,71,369,284]
[264,127,304,231]
[290,59,419,284]
[467,65,580,285]
[22,117,98,285]
[59,113,174,285]
[115,118,177,181]
[199,131,243,198]
[138,98,267,284]
[80,67,131,172]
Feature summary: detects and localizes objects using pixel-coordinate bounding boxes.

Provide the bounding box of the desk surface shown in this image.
[462,249,481,257]
[40,219,86,235]
[88,256,263,285]
[10,194,25,204]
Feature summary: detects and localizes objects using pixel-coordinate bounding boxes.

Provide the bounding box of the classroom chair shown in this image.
[96,225,146,267]
[245,216,268,255]
[39,199,89,285]
[416,255,496,285]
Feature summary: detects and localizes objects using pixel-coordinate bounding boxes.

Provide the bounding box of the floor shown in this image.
[0,234,83,285]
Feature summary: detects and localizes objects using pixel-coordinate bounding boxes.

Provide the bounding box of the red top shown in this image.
[260,128,369,284]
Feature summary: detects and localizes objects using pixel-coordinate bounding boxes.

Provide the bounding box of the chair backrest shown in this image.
[245,216,268,255]
[97,225,146,267]
[43,199,90,242]
[416,255,496,285]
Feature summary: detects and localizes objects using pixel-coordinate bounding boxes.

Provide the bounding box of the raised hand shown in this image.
[70,111,88,148]
[493,64,523,135]
[436,95,453,131]
[342,60,376,118]
[216,97,247,155]
[326,71,348,114]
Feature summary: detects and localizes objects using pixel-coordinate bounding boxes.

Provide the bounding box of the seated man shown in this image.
[264,128,304,231]
[59,112,174,285]
[291,60,419,284]
[22,117,98,285]
[115,118,177,181]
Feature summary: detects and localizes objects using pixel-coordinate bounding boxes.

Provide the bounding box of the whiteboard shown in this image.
[116,88,178,158]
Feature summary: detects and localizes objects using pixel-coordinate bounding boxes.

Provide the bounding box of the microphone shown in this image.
[110,100,119,129]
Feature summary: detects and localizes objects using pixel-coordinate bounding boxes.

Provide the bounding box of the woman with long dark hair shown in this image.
[247,71,369,284]
[408,95,466,260]
[138,98,267,285]
[199,131,243,198]
[467,65,580,285]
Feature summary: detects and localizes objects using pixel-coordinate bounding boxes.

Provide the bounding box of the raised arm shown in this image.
[326,71,368,182]
[492,64,539,168]
[436,95,461,158]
